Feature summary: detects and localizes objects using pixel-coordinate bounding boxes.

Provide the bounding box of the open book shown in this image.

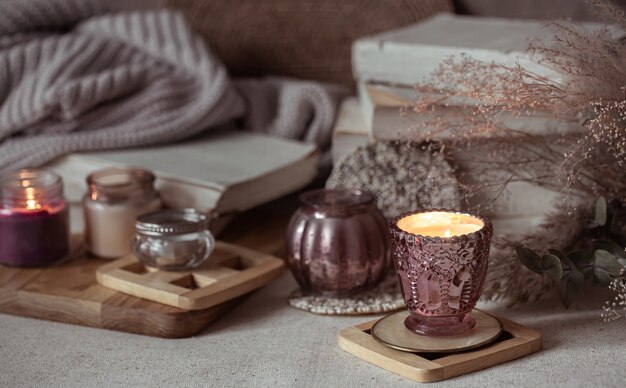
[47,128,319,216]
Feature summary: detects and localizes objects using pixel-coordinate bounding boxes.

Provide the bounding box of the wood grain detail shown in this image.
[0,205,288,338]
[338,313,542,383]
[95,241,284,310]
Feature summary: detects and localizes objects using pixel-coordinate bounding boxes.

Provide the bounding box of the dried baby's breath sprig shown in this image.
[602,268,626,321]
[405,0,626,303]
[482,203,587,304]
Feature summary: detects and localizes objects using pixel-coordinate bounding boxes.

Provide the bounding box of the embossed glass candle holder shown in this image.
[0,169,70,267]
[132,208,215,271]
[390,210,492,336]
[286,188,390,297]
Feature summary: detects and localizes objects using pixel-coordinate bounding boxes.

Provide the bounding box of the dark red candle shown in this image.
[0,170,70,268]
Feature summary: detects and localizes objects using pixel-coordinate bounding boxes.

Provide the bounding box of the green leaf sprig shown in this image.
[516,197,626,308]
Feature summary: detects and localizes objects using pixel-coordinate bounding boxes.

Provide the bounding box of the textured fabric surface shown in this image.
[326,142,461,219]
[234,78,347,167]
[1,273,625,387]
[0,0,346,173]
[1,209,625,387]
[288,271,404,315]
[165,0,454,86]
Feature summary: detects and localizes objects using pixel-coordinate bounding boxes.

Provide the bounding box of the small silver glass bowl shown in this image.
[131,208,215,271]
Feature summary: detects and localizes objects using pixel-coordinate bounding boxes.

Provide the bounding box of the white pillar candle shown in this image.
[83,168,162,259]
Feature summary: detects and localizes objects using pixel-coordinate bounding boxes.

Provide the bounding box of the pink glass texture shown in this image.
[286,189,391,297]
[389,210,493,336]
[0,170,70,267]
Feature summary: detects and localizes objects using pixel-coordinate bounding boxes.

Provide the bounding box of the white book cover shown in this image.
[358,81,584,140]
[353,13,604,86]
[354,82,564,221]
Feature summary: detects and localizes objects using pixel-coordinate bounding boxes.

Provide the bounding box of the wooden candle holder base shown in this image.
[96,241,284,310]
[0,249,242,338]
[338,313,542,383]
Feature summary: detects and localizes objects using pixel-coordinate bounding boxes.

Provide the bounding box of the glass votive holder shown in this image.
[0,169,70,267]
[286,188,391,297]
[389,210,493,336]
[131,208,215,271]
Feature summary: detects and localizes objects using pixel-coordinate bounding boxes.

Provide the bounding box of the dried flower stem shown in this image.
[406,0,626,303]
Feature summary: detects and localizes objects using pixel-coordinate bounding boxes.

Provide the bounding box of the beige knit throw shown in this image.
[0,0,346,172]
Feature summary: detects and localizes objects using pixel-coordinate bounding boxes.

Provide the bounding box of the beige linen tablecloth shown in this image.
[1,207,626,387]
[1,271,625,387]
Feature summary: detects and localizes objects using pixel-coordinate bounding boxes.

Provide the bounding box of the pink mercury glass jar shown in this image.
[286,189,391,297]
[390,210,493,336]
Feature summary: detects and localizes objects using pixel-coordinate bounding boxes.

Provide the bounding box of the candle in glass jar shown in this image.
[0,170,70,267]
[83,168,162,259]
[391,210,492,336]
[396,211,484,237]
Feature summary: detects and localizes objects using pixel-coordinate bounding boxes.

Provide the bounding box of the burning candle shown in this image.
[83,168,162,259]
[390,210,492,336]
[0,169,70,267]
[395,211,484,238]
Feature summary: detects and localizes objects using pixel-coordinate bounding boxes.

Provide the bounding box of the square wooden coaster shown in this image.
[96,241,284,310]
[338,314,542,383]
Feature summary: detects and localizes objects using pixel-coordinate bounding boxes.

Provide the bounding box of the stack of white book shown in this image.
[331,13,602,233]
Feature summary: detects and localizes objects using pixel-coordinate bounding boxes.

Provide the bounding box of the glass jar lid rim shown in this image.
[87,168,155,188]
[135,208,210,236]
[300,188,375,211]
[0,169,62,189]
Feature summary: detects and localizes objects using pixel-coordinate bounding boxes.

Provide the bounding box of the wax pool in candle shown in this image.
[0,206,69,267]
[396,211,483,237]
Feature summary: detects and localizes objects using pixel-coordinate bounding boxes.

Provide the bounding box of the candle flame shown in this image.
[444,229,451,238]
[24,187,41,210]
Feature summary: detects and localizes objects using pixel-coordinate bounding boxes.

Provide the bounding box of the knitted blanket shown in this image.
[0,0,345,172]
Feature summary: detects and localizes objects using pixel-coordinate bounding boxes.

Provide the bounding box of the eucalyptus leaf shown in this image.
[541,254,563,281]
[516,245,543,274]
[558,269,584,308]
[548,249,572,271]
[560,252,577,273]
[618,258,626,267]
[593,250,623,285]
[596,196,608,226]
[568,250,593,271]
[592,240,626,258]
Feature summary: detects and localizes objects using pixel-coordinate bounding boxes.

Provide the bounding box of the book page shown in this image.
[76,128,317,188]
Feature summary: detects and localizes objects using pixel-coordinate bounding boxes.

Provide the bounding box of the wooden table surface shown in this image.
[0,197,294,338]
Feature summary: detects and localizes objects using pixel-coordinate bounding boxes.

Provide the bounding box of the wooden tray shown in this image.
[338,314,542,383]
[96,241,284,310]
[0,200,290,338]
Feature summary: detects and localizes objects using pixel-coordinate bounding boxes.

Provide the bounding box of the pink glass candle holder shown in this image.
[0,169,70,268]
[286,189,390,297]
[390,210,492,336]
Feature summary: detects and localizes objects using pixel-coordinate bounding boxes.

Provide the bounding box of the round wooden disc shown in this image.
[371,309,502,353]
